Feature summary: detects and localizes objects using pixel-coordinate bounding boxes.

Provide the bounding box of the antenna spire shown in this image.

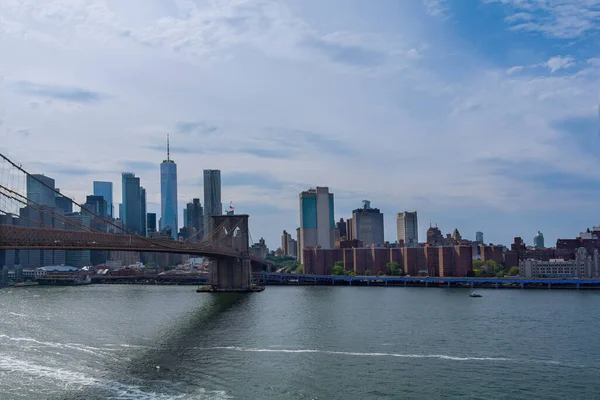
[167,134,170,162]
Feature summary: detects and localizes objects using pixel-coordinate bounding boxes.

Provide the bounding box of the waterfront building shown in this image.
[476,231,484,243]
[534,231,545,249]
[121,173,143,235]
[299,187,335,264]
[397,211,418,246]
[160,136,178,239]
[203,170,222,232]
[93,181,113,217]
[520,248,600,278]
[351,200,384,247]
[250,238,269,259]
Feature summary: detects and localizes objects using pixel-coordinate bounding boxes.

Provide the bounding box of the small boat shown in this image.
[469,293,482,298]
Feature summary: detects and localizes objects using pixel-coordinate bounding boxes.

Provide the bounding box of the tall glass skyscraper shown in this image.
[203,170,222,233]
[122,172,143,235]
[93,181,113,217]
[298,187,335,264]
[160,136,178,239]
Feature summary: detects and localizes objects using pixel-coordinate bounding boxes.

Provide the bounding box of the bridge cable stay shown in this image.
[0,152,196,251]
[0,152,245,256]
[0,183,103,232]
[0,157,25,217]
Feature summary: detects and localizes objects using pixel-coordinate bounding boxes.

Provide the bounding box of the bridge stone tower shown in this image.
[208,214,253,291]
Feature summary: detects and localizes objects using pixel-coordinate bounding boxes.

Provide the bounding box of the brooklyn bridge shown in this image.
[0,152,269,292]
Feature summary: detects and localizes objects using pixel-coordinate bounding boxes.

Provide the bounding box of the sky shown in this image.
[1,0,600,250]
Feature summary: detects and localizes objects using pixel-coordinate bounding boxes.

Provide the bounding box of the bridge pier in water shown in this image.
[201,214,264,293]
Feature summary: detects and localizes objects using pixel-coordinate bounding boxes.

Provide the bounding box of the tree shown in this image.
[472,260,484,269]
[495,270,505,278]
[466,270,476,277]
[364,269,372,276]
[294,264,304,274]
[507,266,520,276]
[331,265,344,275]
[386,262,403,276]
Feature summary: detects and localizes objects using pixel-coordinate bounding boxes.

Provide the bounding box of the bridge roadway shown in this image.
[257,273,600,289]
[0,225,268,266]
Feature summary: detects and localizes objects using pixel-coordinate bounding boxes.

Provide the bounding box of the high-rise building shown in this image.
[160,136,178,239]
[83,195,108,219]
[351,200,384,247]
[299,187,335,264]
[203,170,222,232]
[65,212,92,267]
[141,187,147,237]
[54,189,73,214]
[122,173,143,235]
[281,230,291,255]
[27,175,55,207]
[397,211,418,246]
[186,199,204,239]
[534,231,545,249]
[93,181,113,217]
[476,231,484,243]
[147,213,157,235]
[336,218,347,239]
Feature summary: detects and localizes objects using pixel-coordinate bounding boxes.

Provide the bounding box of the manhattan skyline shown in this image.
[0,1,599,248]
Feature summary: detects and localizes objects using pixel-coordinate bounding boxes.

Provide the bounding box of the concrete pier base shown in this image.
[203,258,264,292]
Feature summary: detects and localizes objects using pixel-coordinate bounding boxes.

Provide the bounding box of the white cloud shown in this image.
[423,0,449,18]
[506,65,524,74]
[488,0,600,38]
[544,56,575,72]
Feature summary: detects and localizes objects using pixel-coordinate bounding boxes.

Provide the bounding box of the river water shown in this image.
[1,285,599,399]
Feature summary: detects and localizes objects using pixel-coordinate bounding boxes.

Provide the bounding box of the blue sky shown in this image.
[1,0,600,249]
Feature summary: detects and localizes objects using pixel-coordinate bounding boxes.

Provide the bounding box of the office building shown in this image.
[83,195,108,219]
[534,231,545,249]
[203,170,222,232]
[141,187,147,237]
[299,187,335,264]
[186,199,204,239]
[160,136,178,239]
[122,173,143,235]
[27,174,55,207]
[476,231,484,243]
[397,211,418,246]
[351,200,384,247]
[147,213,157,235]
[55,189,72,214]
[93,181,113,217]
[65,212,92,267]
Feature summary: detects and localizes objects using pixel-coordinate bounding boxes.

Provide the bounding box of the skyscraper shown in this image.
[299,187,335,264]
[476,231,484,243]
[160,135,178,239]
[122,172,143,235]
[203,170,222,232]
[140,187,147,237]
[93,181,113,217]
[27,174,56,207]
[186,198,204,240]
[534,231,545,249]
[147,213,157,235]
[397,211,418,246]
[351,200,384,246]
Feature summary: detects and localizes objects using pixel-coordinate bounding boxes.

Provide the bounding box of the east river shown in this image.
[1,285,600,399]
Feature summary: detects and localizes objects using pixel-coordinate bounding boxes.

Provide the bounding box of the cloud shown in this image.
[175,122,218,135]
[544,56,575,73]
[2,0,600,248]
[14,81,107,103]
[423,0,450,18]
[506,66,524,74]
[488,0,600,39]
[122,161,157,172]
[301,36,385,67]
